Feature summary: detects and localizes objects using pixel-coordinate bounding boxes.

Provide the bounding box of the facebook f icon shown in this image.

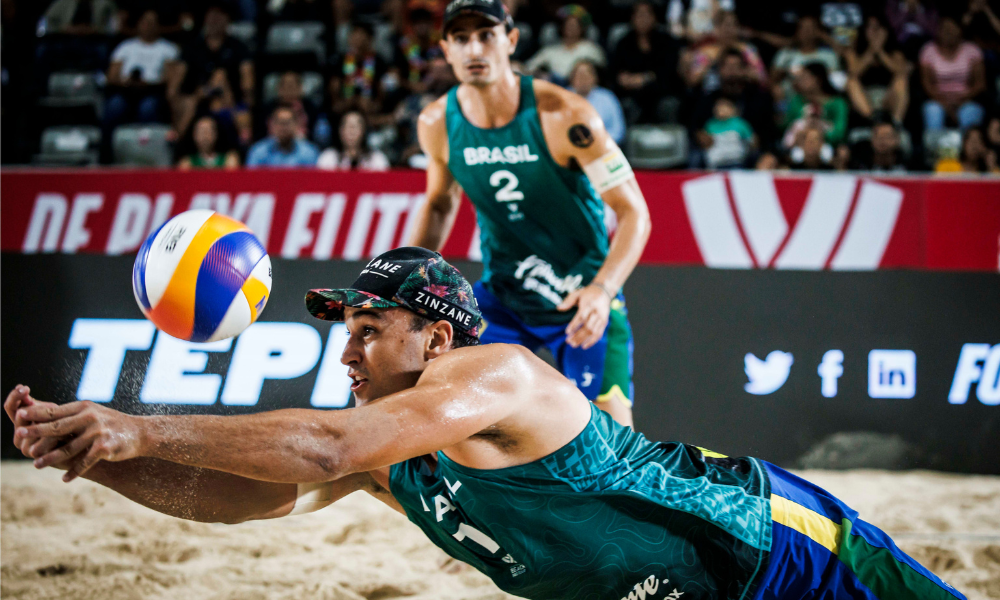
[818,350,844,398]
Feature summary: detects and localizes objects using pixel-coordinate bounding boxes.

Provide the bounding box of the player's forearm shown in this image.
[83,457,295,524]
[408,197,459,251]
[593,183,651,293]
[137,409,346,483]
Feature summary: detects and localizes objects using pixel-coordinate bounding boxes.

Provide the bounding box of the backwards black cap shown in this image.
[442,0,513,35]
[305,247,482,339]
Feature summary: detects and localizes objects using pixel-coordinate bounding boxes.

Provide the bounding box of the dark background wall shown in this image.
[2,254,998,473]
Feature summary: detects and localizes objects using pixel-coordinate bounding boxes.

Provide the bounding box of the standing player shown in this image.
[408,0,651,427]
[8,247,964,600]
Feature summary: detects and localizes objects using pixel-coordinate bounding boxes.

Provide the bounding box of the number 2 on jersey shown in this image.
[490,170,524,202]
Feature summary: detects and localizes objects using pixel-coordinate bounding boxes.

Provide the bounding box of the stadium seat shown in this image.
[265,22,325,64]
[227,22,258,53]
[38,71,102,115]
[32,125,101,166]
[656,96,681,124]
[923,128,962,167]
[625,124,688,169]
[112,124,173,167]
[538,22,600,48]
[606,23,631,53]
[373,22,396,63]
[262,71,324,106]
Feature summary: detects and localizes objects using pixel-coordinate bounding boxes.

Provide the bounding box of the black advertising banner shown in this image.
[2,254,998,473]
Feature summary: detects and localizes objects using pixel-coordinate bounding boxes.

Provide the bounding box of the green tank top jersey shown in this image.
[189,153,226,168]
[445,76,609,326]
[389,404,773,600]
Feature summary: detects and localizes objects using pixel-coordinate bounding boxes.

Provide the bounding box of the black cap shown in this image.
[442,0,513,35]
[305,247,483,339]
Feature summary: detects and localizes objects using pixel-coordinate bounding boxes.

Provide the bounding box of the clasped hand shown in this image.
[4,385,143,482]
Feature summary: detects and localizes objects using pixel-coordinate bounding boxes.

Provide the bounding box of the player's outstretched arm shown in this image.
[5,386,376,523]
[408,97,463,252]
[541,85,651,349]
[12,346,527,485]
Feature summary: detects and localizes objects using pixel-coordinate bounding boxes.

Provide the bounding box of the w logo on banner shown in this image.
[682,173,904,270]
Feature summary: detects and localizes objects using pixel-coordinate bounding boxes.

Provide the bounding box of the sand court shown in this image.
[2,462,999,600]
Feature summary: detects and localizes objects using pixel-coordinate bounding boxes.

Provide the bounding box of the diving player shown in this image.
[9,247,964,600]
[407,0,651,428]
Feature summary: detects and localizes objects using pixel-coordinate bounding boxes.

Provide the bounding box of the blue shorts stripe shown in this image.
[766,462,858,524]
[757,462,966,600]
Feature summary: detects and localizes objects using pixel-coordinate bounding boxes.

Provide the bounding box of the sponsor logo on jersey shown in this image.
[463,144,539,166]
[513,255,583,305]
[619,575,684,600]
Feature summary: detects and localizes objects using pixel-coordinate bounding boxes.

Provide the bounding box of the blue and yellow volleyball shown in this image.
[132,209,272,342]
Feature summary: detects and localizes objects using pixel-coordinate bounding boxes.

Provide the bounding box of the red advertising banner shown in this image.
[1,169,997,271]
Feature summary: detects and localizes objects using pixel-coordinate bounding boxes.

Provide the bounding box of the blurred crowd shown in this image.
[3,0,1000,174]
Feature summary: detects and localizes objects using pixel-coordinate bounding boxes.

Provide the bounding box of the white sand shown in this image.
[2,462,998,599]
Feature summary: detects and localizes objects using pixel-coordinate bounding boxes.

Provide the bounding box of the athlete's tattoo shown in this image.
[568,124,594,148]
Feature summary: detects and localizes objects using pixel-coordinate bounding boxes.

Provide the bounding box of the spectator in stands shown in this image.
[697,97,758,168]
[117,0,195,37]
[525,5,606,84]
[246,104,319,167]
[395,8,445,94]
[935,126,999,172]
[820,0,864,49]
[317,110,390,170]
[885,0,938,59]
[177,115,240,169]
[693,49,776,151]
[681,11,767,94]
[845,14,911,125]
[962,0,1000,50]
[988,114,1000,153]
[188,68,252,150]
[172,3,254,136]
[568,61,625,144]
[392,55,457,168]
[920,15,987,131]
[103,9,179,158]
[770,15,841,103]
[782,62,849,146]
[787,123,848,170]
[261,71,319,142]
[329,22,392,120]
[611,1,679,124]
[667,0,733,43]
[849,121,908,172]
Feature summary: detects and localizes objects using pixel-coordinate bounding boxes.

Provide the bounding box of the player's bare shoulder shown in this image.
[530,78,609,165]
[417,94,450,162]
[420,343,571,399]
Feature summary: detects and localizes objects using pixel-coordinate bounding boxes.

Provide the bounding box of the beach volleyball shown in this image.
[132,209,271,343]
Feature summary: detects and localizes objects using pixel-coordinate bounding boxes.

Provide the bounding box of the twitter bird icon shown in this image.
[744,351,794,395]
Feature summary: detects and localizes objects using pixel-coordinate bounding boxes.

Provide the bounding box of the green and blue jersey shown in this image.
[445,75,609,326]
